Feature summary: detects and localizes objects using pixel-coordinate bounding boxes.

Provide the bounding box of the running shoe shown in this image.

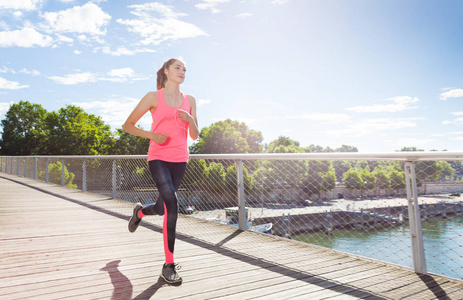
[161,263,182,284]
[128,203,143,233]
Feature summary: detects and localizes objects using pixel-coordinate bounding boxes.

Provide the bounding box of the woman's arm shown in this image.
[178,95,199,140]
[122,92,168,144]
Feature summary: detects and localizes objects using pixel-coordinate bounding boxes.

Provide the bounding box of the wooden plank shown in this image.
[2,173,463,300]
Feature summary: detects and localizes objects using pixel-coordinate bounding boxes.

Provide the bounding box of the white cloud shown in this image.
[346,96,419,113]
[48,72,97,85]
[0,66,40,75]
[98,46,157,56]
[235,13,252,18]
[195,0,231,13]
[18,68,40,76]
[0,0,43,10]
[55,33,74,44]
[0,102,12,114]
[72,97,151,128]
[0,77,29,89]
[272,0,291,4]
[0,27,53,47]
[96,45,157,56]
[40,2,111,35]
[0,21,9,30]
[103,46,135,56]
[117,2,208,45]
[441,88,463,100]
[451,112,463,116]
[443,118,463,126]
[197,99,211,107]
[287,113,351,124]
[107,67,134,78]
[389,137,438,149]
[325,117,423,138]
[74,50,82,54]
[13,11,23,17]
[48,68,147,84]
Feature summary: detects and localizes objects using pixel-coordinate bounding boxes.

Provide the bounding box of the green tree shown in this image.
[343,169,363,191]
[225,163,254,194]
[335,145,358,152]
[388,169,406,193]
[205,162,226,194]
[361,169,376,194]
[192,119,263,154]
[303,161,336,199]
[267,136,300,153]
[0,101,48,155]
[39,161,77,188]
[332,160,351,182]
[44,105,113,155]
[184,159,208,189]
[266,137,307,190]
[373,169,390,195]
[110,128,149,155]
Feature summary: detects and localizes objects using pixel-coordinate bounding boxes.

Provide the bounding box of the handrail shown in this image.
[2,151,463,161]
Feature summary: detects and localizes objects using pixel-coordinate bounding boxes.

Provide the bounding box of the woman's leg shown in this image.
[144,160,186,263]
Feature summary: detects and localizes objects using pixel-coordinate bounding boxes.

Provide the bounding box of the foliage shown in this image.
[388,169,406,191]
[0,102,113,155]
[110,128,149,155]
[225,163,254,193]
[192,119,263,154]
[304,160,336,197]
[39,161,77,189]
[43,105,113,155]
[0,101,47,155]
[204,162,226,194]
[343,169,364,190]
[373,169,390,190]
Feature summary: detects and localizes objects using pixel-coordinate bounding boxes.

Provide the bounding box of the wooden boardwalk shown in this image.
[1,173,463,300]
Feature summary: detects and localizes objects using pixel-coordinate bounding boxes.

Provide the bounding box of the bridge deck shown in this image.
[1,173,463,300]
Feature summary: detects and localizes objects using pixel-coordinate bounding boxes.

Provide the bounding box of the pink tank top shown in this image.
[147,89,190,162]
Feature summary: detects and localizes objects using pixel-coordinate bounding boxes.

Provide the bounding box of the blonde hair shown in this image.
[156,58,185,90]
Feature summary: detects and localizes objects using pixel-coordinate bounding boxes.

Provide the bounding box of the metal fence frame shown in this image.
[2,151,463,276]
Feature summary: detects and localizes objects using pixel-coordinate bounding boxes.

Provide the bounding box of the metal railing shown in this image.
[1,152,463,280]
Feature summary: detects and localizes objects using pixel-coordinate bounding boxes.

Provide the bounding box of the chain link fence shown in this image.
[1,153,463,280]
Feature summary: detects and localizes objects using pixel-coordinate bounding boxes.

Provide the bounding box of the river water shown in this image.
[293,216,463,280]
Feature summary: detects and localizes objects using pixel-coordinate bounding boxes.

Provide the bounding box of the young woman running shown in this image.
[123,58,199,283]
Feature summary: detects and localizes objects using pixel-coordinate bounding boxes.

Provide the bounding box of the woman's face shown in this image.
[166,60,186,84]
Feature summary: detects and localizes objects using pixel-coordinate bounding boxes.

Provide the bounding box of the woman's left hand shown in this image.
[177,109,193,123]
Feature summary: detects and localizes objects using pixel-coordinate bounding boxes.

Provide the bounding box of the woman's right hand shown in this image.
[151,132,169,144]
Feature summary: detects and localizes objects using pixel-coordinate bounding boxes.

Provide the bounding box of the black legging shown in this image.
[141,160,187,263]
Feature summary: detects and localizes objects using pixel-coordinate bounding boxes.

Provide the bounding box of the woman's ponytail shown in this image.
[156,67,167,90]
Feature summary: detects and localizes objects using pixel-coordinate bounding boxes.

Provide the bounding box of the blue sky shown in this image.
[1,0,462,152]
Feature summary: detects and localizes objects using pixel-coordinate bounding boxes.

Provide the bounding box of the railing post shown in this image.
[404,161,427,274]
[10,157,13,174]
[61,160,65,187]
[17,158,19,176]
[236,160,247,231]
[46,159,49,183]
[24,158,27,177]
[82,159,87,192]
[33,158,37,180]
[0,156,2,172]
[112,159,117,199]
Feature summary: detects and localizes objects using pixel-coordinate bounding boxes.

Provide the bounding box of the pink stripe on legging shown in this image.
[163,203,174,264]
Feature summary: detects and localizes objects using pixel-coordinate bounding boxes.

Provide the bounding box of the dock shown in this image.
[1,173,463,299]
